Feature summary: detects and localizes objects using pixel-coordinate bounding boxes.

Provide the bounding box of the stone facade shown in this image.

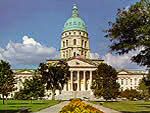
[117,70,146,91]
[60,30,90,59]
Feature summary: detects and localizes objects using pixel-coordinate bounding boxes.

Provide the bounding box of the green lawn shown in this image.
[92,101,150,113]
[0,100,60,113]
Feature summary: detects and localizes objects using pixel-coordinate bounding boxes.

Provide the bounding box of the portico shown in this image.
[66,70,95,91]
[56,57,101,93]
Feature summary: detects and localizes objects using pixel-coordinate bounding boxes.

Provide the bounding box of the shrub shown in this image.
[120,89,141,100]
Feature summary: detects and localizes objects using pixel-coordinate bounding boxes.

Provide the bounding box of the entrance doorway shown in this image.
[73,83,77,91]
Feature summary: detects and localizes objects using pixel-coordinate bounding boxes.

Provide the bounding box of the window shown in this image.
[85,41,87,47]
[69,22,72,25]
[134,78,137,85]
[63,51,65,58]
[73,39,76,45]
[79,71,83,80]
[74,32,76,35]
[63,41,65,47]
[69,32,71,35]
[68,71,71,80]
[74,52,76,57]
[85,51,87,58]
[130,79,132,85]
[66,40,68,46]
[81,40,84,46]
[126,79,128,85]
[73,22,76,25]
[81,51,83,55]
[86,71,90,80]
[121,79,124,85]
[73,71,77,81]
[66,51,68,58]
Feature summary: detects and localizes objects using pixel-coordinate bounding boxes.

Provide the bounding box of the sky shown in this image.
[0,0,144,70]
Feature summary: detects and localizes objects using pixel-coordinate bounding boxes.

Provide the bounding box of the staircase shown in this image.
[56,91,92,100]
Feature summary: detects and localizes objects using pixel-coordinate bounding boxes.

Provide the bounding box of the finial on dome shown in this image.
[72,4,79,17]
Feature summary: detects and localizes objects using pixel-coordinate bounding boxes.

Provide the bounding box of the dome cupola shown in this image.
[63,4,87,32]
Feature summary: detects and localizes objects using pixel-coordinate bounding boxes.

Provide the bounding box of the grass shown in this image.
[0,100,60,113]
[92,101,150,113]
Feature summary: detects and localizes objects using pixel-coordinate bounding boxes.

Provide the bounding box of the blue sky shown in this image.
[0,0,143,69]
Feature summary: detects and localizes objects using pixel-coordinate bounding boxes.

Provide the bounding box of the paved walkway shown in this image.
[36,101,69,113]
[84,101,121,113]
[36,100,121,113]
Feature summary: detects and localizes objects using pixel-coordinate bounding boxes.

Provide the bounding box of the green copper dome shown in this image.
[63,4,87,32]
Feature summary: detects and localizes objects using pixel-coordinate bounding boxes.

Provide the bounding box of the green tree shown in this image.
[15,73,45,100]
[139,71,150,99]
[105,0,150,100]
[105,0,150,68]
[0,60,16,104]
[38,60,69,100]
[91,63,120,100]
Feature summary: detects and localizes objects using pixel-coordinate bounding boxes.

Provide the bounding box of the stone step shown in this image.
[56,91,92,100]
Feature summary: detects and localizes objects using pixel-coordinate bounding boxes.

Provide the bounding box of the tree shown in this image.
[91,63,120,100]
[139,71,150,100]
[38,60,69,100]
[0,60,16,104]
[105,0,150,68]
[14,73,45,100]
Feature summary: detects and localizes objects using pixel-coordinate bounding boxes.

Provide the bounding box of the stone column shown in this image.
[71,71,73,91]
[89,71,92,90]
[77,71,80,91]
[83,71,86,91]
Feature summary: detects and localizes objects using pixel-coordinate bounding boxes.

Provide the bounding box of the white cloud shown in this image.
[102,50,144,69]
[90,52,100,59]
[103,53,131,68]
[0,36,59,67]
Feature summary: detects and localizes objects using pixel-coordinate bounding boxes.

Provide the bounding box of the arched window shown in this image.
[66,40,68,46]
[63,41,65,47]
[85,41,87,47]
[81,40,84,46]
[73,39,76,45]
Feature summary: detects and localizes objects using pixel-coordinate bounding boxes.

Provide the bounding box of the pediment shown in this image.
[67,58,95,67]
[20,71,31,74]
[118,70,129,74]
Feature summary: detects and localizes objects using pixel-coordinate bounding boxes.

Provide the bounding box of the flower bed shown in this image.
[59,99,104,113]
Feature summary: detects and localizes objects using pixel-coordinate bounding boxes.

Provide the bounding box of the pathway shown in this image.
[35,101,69,113]
[35,100,121,113]
[84,101,122,113]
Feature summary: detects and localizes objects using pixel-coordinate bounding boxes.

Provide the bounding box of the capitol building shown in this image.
[10,5,146,100]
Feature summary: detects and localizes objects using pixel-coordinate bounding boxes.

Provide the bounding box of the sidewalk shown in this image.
[84,101,122,113]
[35,101,69,113]
[35,100,121,113]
